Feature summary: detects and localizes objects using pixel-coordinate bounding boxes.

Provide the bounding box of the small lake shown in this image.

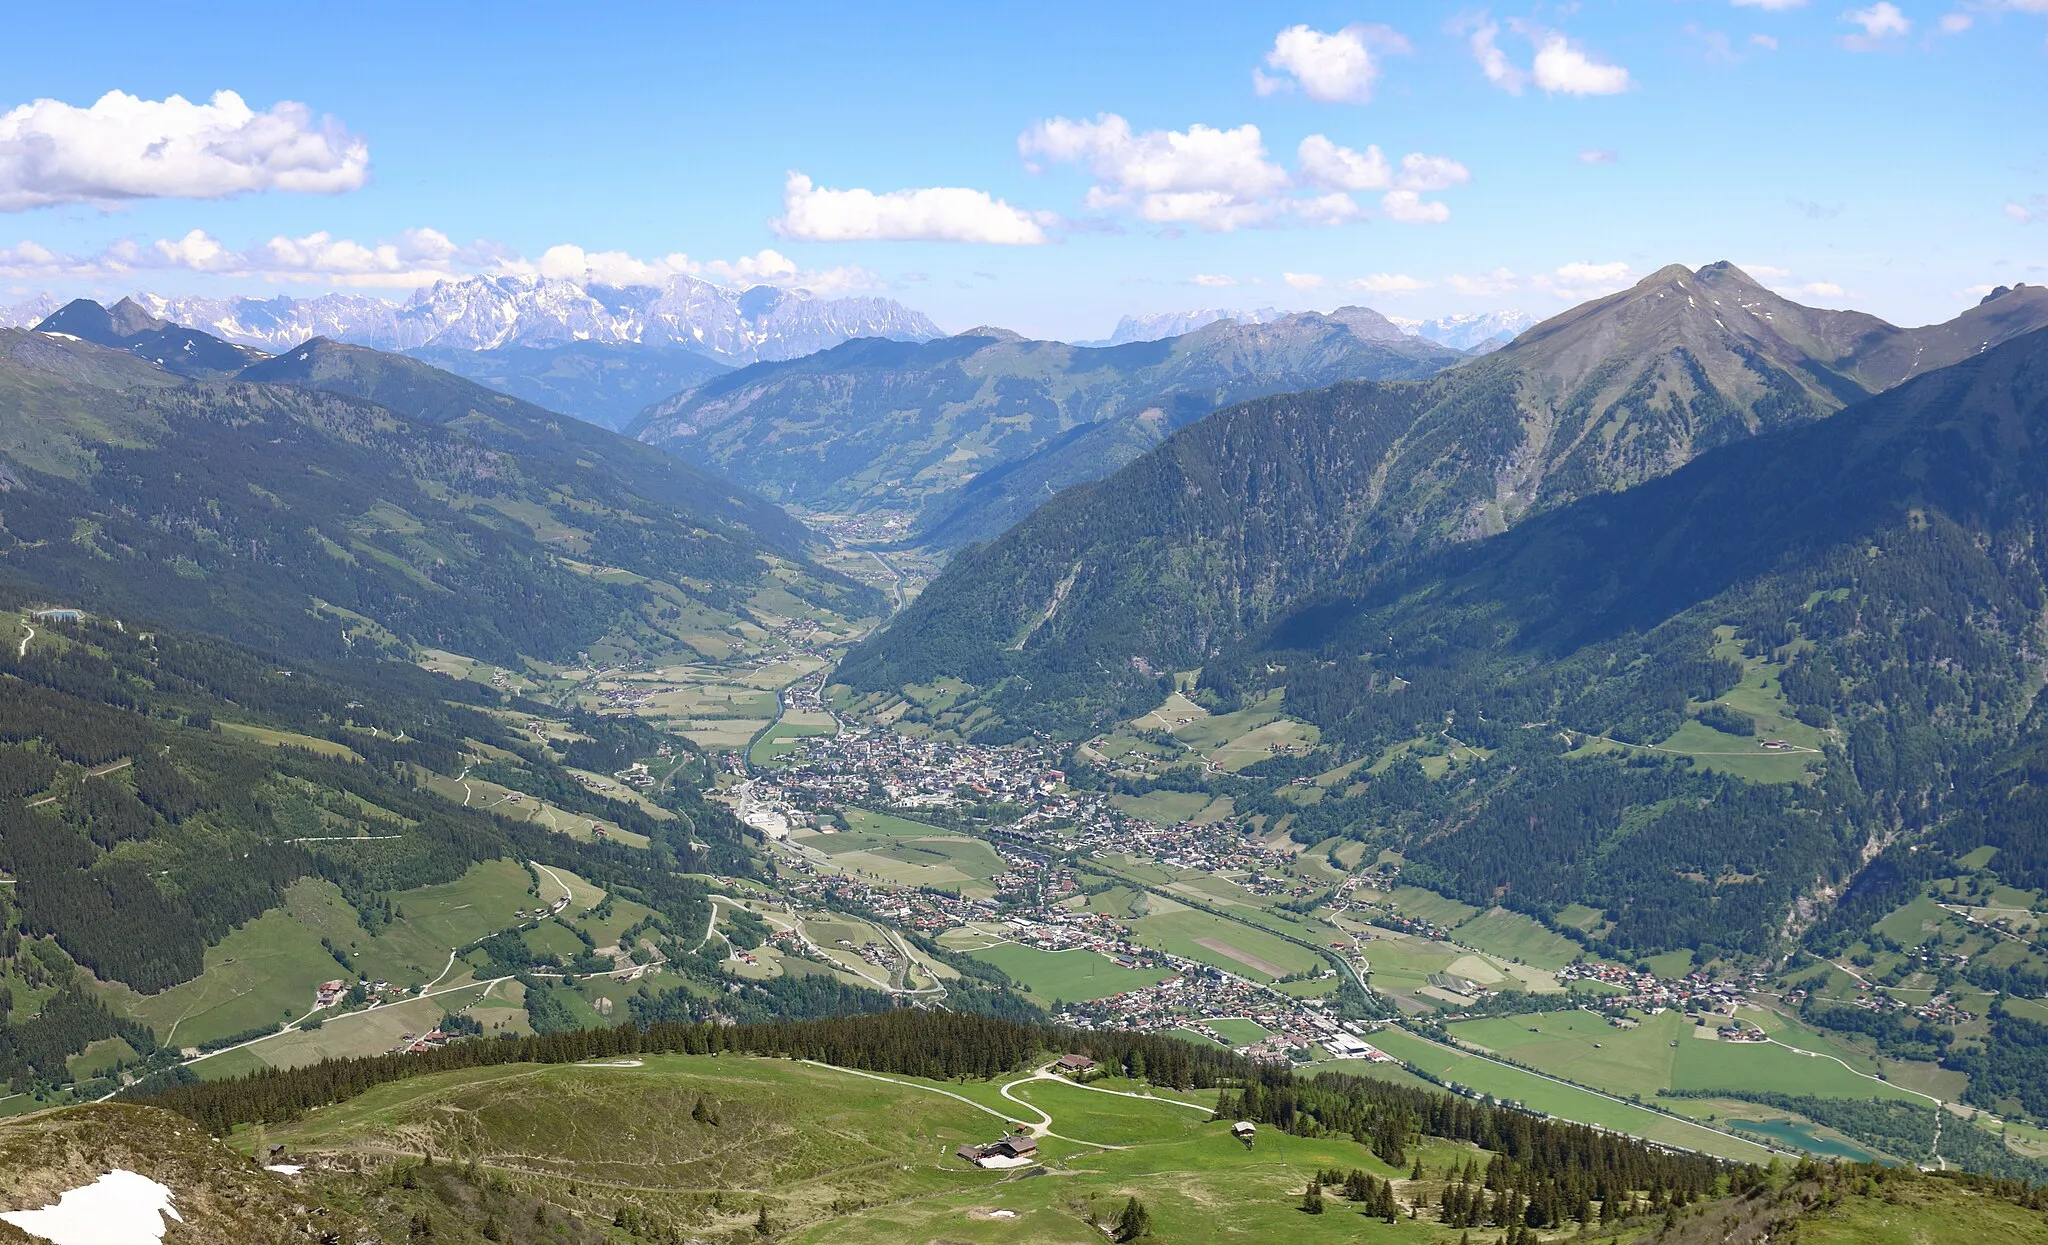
[1730,1117,1879,1161]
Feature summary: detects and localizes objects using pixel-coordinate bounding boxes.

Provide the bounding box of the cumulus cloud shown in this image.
[1842,2,1912,48]
[1379,190,1451,224]
[1467,22,1631,95]
[1448,268,1521,298]
[1579,148,1620,164]
[1531,33,1634,94]
[1344,273,1432,295]
[1732,0,1807,9]
[1283,272,1326,290]
[0,228,877,294]
[1940,13,1975,31]
[1023,114,1467,231]
[1395,153,1472,192]
[771,172,1050,244]
[1021,114,1289,231]
[2009,200,2041,223]
[0,90,366,212]
[1468,22,1530,93]
[1188,273,1238,286]
[1446,261,1633,300]
[1291,193,1368,227]
[1297,135,1392,190]
[1254,24,1410,104]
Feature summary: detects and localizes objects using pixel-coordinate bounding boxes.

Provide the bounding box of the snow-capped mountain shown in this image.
[127,274,943,364]
[1389,310,1536,353]
[1,292,61,328]
[1098,306,1294,346]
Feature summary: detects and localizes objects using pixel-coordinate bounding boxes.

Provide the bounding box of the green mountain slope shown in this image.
[0,326,874,664]
[1182,323,2048,953]
[11,1015,2043,1243]
[630,307,1462,545]
[840,267,2048,736]
[239,336,810,553]
[409,340,731,432]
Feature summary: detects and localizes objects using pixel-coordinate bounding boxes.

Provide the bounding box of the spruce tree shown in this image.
[1302,1178,1325,1215]
[1114,1196,1152,1241]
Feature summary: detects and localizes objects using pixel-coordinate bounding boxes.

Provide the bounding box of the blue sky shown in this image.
[1,0,2043,338]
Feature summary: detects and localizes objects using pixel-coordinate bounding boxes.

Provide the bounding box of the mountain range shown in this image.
[1087,306,1535,352]
[1389,309,1537,352]
[631,306,1463,547]
[3,300,873,664]
[840,266,2048,734]
[6,272,941,365]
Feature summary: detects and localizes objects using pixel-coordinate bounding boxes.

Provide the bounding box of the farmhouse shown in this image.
[1056,1053,1097,1076]
[956,1130,1040,1168]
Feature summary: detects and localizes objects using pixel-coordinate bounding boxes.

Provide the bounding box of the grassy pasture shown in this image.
[256,1051,1496,1245]
[1448,908,1581,971]
[962,943,1173,1002]
[1204,1018,1273,1046]
[1126,908,1320,982]
[217,721,363,760]
[1369,1027,1774,1162]
[1448,1009,1932,1107]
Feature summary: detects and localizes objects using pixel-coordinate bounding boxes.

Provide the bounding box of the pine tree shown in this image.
[1302,1178,1325,1215]
[1114,1196,1153,1242]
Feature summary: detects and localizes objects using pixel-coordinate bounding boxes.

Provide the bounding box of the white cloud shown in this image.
[1546,261,1634,295]
[1751,33,1783,48]
[1025,114,1466,232]
[1446,262,1634,301]
[1468,23,1631,95]
[1295,139,1464,222]
[0,90,366,212]
[1344,273,1431,295]
[0,228,877,294]
[1579,148,1620,164]
[1188,273,1238,287]
[1774,279,1847,299]
[1742,263,1793,278]
[1379,191,1450,224]
[2009,201,2037,223]
[1842,2,1912,48]
[1022,114,1289,231]
[1448,268,1521,298]
[1290,193,1367,227]
[1283,272,1326,290]
[771,172,1049,244]
[1732,0,1807,9]
[1297,136,1391,190]
[1468,22,1530,94]
[1255,24,1410,104]
[1531,33,1634,94]
[1395,153,1471,192]
[1939,12,1974,30]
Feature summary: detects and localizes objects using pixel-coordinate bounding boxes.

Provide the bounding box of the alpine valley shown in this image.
[5,268,2048,1245]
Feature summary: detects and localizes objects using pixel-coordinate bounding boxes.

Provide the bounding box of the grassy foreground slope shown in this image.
[5,1040,2045,1244]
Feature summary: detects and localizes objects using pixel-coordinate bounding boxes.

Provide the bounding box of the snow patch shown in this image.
[0,1170,183,1245]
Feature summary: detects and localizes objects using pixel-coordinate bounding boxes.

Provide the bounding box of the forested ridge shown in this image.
[630,308,1461,546]
[841,270,2048,738]
[0,326,876,666]
[0,605,766,1092]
